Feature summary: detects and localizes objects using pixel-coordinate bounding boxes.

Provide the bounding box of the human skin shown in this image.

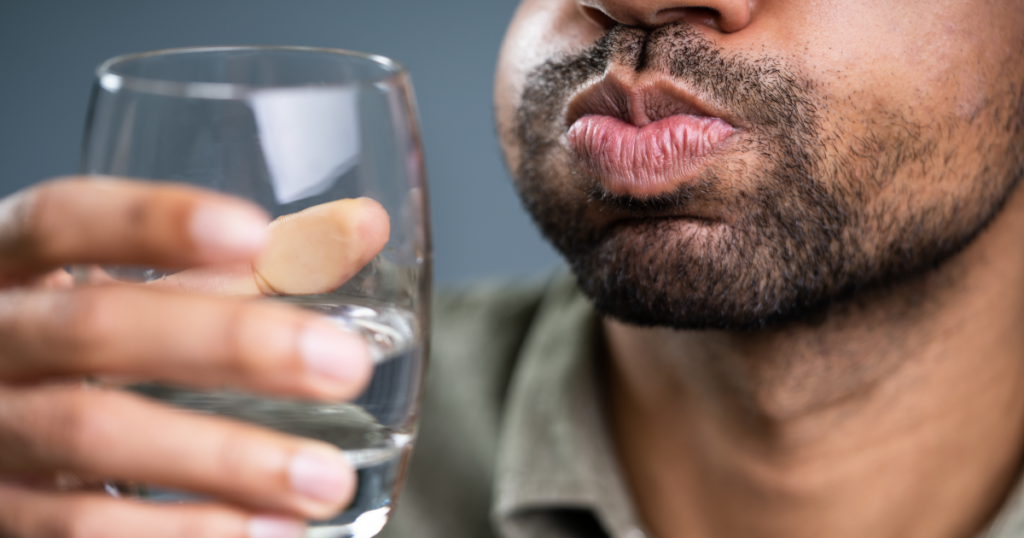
[496,1,1024,538]
[0,178,389,538]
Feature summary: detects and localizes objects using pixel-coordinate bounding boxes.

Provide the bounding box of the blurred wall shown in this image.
[0,0,561,284]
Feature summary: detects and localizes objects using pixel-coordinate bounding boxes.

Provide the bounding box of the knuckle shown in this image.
[214,429,257,481]
[224,303,294,377]
[54,289,122,359]
[0,288,123,379]
[122,191,154,231]
[17,185,49,243]
[42,389,118,467]
[0,490,99,538]
[0,187,42,258]
[15,181,64,259]
[218,303,255,377]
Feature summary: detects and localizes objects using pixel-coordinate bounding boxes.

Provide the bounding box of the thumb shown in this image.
[153,198,390,296]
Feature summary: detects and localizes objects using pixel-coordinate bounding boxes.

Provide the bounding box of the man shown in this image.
[387,0,1024,537]
[0,0,1022,536]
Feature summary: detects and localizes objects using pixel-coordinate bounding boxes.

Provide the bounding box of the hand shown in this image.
[0,177,390,538]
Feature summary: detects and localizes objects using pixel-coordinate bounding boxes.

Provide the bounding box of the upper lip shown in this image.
[564,67,736,130]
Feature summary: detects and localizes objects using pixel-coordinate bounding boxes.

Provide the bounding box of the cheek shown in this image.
[951,74,989,121]
[495,0,601,174]
[774,0,1003,127]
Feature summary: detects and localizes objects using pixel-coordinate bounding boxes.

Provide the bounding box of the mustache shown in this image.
[518,23,819,134]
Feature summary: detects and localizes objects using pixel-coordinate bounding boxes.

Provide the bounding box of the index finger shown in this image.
[0,177,270,282]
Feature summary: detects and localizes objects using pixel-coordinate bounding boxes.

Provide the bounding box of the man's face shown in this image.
[495,0,1024,330]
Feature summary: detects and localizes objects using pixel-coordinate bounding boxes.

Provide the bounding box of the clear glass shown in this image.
[78,46,431,538]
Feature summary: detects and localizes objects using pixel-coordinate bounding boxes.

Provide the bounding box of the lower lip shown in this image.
[567,114,735,196]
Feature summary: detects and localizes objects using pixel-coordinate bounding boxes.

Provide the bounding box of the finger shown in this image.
[0,385,355,520]
[155,198,391,296]
[32,269,74,290]
[0,484,305,538]
[0,268,75,291]
[0,469,107,496]
[0,177,269,280]
[0,286,373,401]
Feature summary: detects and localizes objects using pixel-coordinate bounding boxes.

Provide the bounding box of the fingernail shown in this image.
[249,516,305,538]
[190,203,269,257]
[300,324,371,383]
[289,447,352,503]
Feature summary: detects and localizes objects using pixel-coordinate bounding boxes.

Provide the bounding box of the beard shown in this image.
[510,24,1024,330]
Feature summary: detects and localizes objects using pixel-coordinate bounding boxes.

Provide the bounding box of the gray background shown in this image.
[0,0,561,284]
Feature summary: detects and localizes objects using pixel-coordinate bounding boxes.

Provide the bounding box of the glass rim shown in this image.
[95,45,408,100]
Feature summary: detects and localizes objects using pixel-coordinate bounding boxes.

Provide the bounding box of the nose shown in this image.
[578,0,752,33]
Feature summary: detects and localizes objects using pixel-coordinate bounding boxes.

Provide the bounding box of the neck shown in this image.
[607,190,1024,538]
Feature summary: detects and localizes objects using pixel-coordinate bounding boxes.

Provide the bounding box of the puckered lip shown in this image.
[564,67,741,131]
[562,67,739,199]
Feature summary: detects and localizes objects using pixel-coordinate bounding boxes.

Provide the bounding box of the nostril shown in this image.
[654,7,723,31]
[580,5,619,30]
[688,7,723,30]
[578,3,740,32]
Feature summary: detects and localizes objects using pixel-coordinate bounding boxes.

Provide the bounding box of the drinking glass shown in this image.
[78,46,430,538]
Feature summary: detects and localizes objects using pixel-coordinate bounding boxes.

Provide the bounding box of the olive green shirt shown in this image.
[379,271,1024,538]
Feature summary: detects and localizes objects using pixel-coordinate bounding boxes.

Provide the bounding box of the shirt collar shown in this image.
[491,272,649,538]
